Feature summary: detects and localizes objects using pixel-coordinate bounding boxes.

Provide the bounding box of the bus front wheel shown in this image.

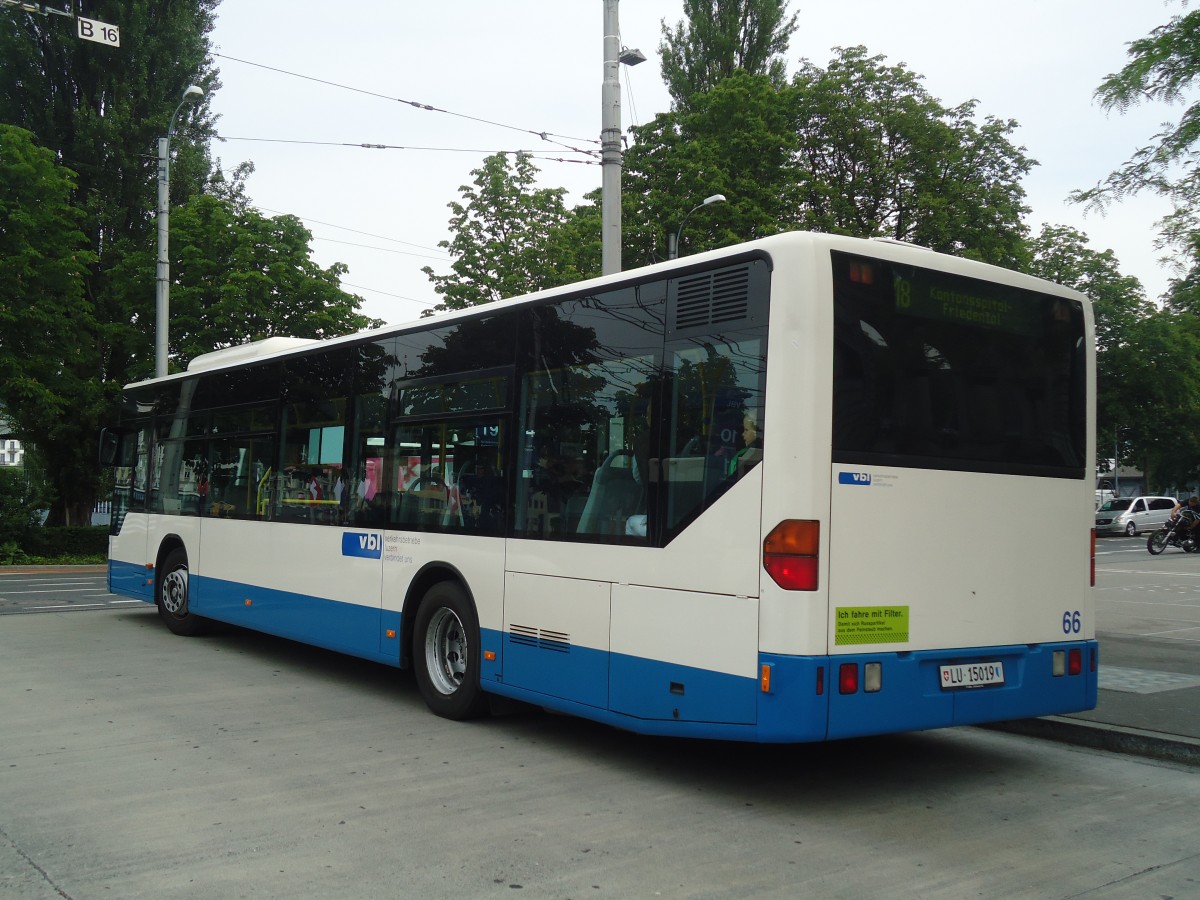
[412,582,488,720]
[157,547,206,636]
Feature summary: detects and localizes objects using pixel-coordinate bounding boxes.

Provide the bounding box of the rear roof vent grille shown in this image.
[671,265,753,332]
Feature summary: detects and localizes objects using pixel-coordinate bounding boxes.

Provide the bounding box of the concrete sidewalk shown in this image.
[989,632,1200,767]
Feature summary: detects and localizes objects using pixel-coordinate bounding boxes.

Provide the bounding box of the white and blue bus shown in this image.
[104,231,1098,742]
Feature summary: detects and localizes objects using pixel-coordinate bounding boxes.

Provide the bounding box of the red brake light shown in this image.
[763,520,820,590]
[839,663,859,694]
[1068,648,1082,676]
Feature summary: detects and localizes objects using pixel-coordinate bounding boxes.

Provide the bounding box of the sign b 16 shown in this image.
[78,16,120,48]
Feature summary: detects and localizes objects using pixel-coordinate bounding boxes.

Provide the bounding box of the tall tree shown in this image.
[0,3,372,523]
[0,125,99,521]
[624,48,1034,267]
[790,47,1034,268]
[422,153,579,311]
[659,0,798,110]
[0,1,219,523]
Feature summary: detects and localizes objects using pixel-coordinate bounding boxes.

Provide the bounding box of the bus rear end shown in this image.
[759,238,1096,741]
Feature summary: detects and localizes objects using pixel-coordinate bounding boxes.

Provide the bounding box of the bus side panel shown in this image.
[191,520,387,663]
[610,585,759,724]
[192,572,391,664]
[107,513,152,600]
[501,572,610,710]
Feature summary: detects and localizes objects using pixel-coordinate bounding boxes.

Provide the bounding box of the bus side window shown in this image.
[662,332,767,535]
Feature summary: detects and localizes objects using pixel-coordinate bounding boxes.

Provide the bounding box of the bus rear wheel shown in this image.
[412,582,488,720]
[157,547,206,636]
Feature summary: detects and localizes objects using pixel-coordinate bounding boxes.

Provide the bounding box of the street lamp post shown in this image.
[668,194,727,260]
[155,84,204,379]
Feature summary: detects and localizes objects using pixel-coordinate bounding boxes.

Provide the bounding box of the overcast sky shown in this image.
[206,1,1182,325]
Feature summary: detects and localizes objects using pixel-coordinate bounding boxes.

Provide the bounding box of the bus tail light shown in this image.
[1068,648,1082,676]
[839,663,858,694]
[763,520,820,590]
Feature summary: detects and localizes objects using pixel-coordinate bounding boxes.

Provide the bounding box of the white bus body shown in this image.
[106,232,1097,742]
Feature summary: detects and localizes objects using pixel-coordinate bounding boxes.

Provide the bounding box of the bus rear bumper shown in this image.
[802,641,1099,741]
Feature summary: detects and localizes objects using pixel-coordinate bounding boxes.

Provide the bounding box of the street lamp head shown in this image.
[182,84,204,102]
[670,193,731,260]
[619,46,647,66]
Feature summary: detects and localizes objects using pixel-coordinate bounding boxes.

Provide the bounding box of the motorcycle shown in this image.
[1146,510,1200,555]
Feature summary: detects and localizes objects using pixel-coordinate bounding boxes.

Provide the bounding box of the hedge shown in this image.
[22,526,109,558]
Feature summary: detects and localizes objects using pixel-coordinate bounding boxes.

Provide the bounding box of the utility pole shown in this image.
[600,0,622,276]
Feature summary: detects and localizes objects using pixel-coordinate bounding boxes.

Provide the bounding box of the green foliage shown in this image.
[1106,311,1200,489]
[0,124,105,526]
[1072,5,1200,283]
[165,190,380,363]
[422,153,582,311]
[22,525,109,560]
[624,72,797,262]
[0,468,48,550]
[1027,225,1149,352]
[659,0,798,109]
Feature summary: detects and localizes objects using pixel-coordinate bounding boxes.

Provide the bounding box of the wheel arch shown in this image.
[399,561,477,670]
[154,534,188,592]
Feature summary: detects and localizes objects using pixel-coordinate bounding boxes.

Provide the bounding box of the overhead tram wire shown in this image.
[214,53,601,159]
[213,134,598,165]
[339,281,437,307]
[311,235,447,261]
[256,207,448,256]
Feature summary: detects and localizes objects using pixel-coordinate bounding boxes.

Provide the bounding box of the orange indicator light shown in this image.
[484,650,497,662]
[760,664,772,693]
[385,629,397,639]
[244,599,252,606]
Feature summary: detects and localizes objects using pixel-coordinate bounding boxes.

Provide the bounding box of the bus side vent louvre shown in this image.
[672,266,752,331]
[509,624,571,653]
[509,624,539,648]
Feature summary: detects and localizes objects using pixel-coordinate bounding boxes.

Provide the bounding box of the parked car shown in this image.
[1095,495,1179,536]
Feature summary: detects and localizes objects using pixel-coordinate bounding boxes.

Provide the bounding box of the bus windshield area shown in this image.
[831,251,1087,479]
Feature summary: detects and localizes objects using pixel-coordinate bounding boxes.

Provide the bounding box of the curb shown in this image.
[984,716,1200,768]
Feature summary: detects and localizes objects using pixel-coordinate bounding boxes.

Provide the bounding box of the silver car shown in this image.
[1095,496,1179,536]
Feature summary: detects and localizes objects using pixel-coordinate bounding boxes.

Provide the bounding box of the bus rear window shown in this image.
[831,251,1086,478]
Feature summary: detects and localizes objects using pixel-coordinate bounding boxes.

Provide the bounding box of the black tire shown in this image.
[412,581,488,720]
[1147,530,1169,555]
[156,547,207,636]
[1125,521,1138,537]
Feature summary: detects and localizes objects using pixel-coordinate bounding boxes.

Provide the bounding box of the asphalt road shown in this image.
[1,557,1199,898]
[0,568,132,615]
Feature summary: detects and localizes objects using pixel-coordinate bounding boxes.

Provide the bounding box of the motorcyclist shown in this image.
[1170,495,1200,534]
